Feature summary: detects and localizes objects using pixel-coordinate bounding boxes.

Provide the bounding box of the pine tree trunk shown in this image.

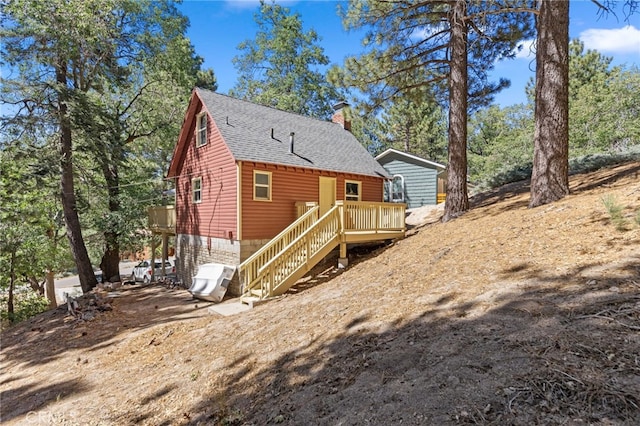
[530,0,570,208]
[57,64,98,294]
[443,0,469,222]
[100,162,121,282]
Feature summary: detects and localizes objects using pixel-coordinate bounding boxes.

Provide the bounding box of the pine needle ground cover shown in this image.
[2,162,639,425]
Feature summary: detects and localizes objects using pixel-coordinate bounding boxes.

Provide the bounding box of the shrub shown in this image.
[0,286,50,329]
[474,146,640,191]
[601,194,627,231]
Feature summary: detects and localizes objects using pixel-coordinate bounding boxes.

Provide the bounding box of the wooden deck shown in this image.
[148,205,176,233]
[239,201,405,301]
[147,206,176,281]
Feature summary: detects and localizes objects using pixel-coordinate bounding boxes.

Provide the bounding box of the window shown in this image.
[253,170,271,201]
[345,180,361,201]
[192,177,202,203]
[391,175,405,202]
[196,112,207,147]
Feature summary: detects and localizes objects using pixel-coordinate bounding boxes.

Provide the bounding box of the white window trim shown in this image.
[192,177,202,204]
[345,180,361,201]
[196,111,207,147]
[391,175,405,203]
[253,170,272,201]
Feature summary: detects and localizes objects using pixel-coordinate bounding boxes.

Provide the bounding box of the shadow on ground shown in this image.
[0,283,210,369]
[179,257,640,425]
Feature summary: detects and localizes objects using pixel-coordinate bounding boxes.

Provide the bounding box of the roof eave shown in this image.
[376,148,446,170]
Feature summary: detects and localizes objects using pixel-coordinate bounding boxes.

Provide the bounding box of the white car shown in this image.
[130,259,175,283]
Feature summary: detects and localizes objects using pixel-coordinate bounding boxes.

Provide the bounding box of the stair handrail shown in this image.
[251,205,342,297]
[241,201,406,300]
[239,204,320,294]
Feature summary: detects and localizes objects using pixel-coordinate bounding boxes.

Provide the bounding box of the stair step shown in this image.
[240,295,269,309]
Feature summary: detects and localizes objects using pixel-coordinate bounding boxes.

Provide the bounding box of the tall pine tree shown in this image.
[330,0,534,220]
[1,0,213,291]
[230,1,340,119]
[529,0,570,208]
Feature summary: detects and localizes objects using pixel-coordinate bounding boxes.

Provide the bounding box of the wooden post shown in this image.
[338,242,348,268]
[161,232,169,278]
[336,201,348,268]
[150,235,156,282]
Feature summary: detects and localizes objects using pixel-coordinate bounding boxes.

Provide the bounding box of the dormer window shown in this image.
[196,111,207,147]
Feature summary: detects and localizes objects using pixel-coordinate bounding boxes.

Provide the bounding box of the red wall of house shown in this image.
[174,102,238,240]
[241,162,384,240]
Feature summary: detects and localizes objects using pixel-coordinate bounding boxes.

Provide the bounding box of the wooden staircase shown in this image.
[239,201,405,304]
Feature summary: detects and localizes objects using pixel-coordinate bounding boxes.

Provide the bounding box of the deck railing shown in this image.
[295,201,318,218]
[340,201,406,233]
[148,205,176,232]
[240,205,320,294]
[240,201,405,300]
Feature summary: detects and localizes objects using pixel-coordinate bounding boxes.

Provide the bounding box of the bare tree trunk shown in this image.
[443,0,469,222]
[27,276,44,295]
[57,64,97,294]
[100,162,121,282]
[45,270,57,309]
[100,243,120,283]
[529,0,570,208]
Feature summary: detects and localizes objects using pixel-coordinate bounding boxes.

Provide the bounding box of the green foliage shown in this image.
[1,0,212,273]
[230,1,340,118]
[373,90,448,162]
[346,108,386,154]
[331,0,534,219]
[471,39,640,189]
[330,0,534,111]
[75,20,209,260]
[601,194,627,231]
[468,103,534,185]
[568,148,640,175]
[0,286,49,329]
[0,141,73,314]
[0,145,70,280]
[472,148,640,192]
[475,162,533,192]
[568,41,640,156]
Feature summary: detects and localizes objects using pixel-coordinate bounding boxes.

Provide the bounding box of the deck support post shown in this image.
[150,236,156,282]
[338,243,348,268]
[161,232,169,278]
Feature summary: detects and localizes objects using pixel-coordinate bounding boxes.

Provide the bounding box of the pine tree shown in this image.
[1,0,213,291]
[230,1,340,119]
[529,0,570,208]
[330,0,534,220]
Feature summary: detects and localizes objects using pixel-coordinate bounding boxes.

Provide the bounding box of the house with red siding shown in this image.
[166,88,403,298]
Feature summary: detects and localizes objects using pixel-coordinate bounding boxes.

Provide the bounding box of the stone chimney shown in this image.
[331,101,351,131]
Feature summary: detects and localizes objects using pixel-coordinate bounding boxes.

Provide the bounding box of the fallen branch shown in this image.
[575,314,640,330]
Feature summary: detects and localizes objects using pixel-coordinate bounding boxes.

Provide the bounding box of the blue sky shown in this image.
[178,0,640,107]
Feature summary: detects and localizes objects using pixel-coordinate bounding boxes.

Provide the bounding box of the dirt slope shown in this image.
[2,162,639,425]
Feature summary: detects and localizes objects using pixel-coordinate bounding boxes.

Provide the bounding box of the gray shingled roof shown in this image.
[196,88,390,179]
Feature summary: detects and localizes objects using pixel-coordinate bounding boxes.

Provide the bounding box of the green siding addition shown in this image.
[379,154,439,209]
